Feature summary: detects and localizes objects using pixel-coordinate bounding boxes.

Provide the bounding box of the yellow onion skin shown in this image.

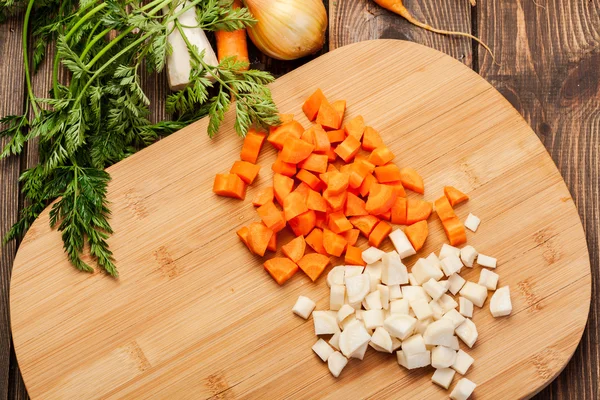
[244,0,327,60]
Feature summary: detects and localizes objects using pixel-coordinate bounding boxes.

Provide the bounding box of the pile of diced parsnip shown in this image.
[292,219,512,400]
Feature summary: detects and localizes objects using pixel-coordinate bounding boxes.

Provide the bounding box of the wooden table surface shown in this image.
[0,0,598,398]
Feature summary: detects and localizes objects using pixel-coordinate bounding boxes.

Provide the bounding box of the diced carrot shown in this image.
[347,186,361,197]
[240,128,266,163]
[213,173,247,200]
[368,146,395,166]
[264,257,298,285]
[267,232,277,252]
[331,100,346,123]
[280,136,314,164]
[302,88,326,121]
[288,210,316,236]
[369,220,392,247]
[344,115,365,140]
[405,220,428,251]
[378,210,391,221]
[297,253,330,282]
[257,201,286,232]
[374,163,402,183]
[400,167,425,194]
[444,186,469,206]
[284,191,309,221]
[345,245,366,266]
[365,183,397,215]
[298,153,328,173]
[355,154,368,163]
[277,113,295,123]
[348,159,375,189]
[323,229,348,257]
[341,229,360,246]
[349,215,380,237]
[442,216,467,246]
[273,173,294,206]
[236,226,251,251]
[282,236,306,263]
[345,192,368,216]
[391,197,407,225]
[323,189,347,211]
[306,228,328,255]
[339,163,352,174]
[230,160,260,185]
[293,181,311,202]
[306,124,331,153]
[272,152,297,176]
[252,186,274,207]
[434,196,455,221]
[326,146,338,162]
[316,99,342,130]
[327,163,339,173]
[326,171,350,195]
[335,135,361,162]
[362,126,384,151]
[327,129,346,143]
[328,211,353,234]
[319,171,333,186]
[307,189,327,212]
[297,169,321,191]
[315,211,327,229]
[386,180,407,198]
[267,120,304,149]
[359,173,377,197]
[406,198,433,224]
[247,222,274,256]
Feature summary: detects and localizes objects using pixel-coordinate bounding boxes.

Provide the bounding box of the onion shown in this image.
[243,0,327,60]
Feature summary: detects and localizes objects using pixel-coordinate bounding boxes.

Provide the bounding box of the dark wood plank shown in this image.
[0,14,26,400]
[477,0,600,398]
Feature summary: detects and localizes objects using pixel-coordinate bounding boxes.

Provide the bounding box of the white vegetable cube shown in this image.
[423,318,455,346]
[477,253,497,269]
[397,350,431,369]
[391,336,402,351]
[345,265,365,277]
[382,251,409,285]
[402,286,431,302]
[450,378,477,400]
[452,349,474,375]
[292,296,316,319]
[490,286,512,317]
[329,332,341,351]
[312,338,335,362]
[330,285,346,311]
[431,345,457,369]
[415,318,433,335]
[388,284,403,299]
[439,280,450,290]
[362,247,385,264]
[340,315,357,331]
[365,261,383,280]
[339,320,371,357]
[408,273,419,286]
[423,278,448,301]
[426,252,442,268]
[350,341,369,360]
[337,304,355,324]
[328,351,348,378]
[460,282,488,307]
[363,309,385,329]
[442,309,466,328]
[459,297,474,318]
[478,269,499,291]
[378,284,390,310]
[389,229,416,259]
[438,293,459,313]
[447,335,460,350]
[460,245,478,267]
[455,319,478,348]
[369,274,381,293]
[412,258,444,284]
[402,334,426,355]
[345,273,370,303]
[464,213,481,232]
[429,299,444,320]
[441,255,463,277]
[384,315,417,340]
[410,298,434,320]
[432,368,456,389]
[327,266,345,287]
[365,291,383,310]
[355,309,363,320]
[390,299,410,315]
[447,273,466,295]
[370,327,393,353]
[439,244,461,259]
[313,311,340,335]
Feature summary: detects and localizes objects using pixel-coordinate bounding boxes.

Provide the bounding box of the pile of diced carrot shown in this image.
[214,89,470,285]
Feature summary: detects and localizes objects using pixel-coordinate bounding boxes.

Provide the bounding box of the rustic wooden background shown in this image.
[0,0,598,398]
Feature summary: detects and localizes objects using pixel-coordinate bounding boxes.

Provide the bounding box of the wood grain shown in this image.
[10,40,591,399]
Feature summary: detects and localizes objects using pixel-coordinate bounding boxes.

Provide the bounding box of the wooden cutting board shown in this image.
[10,40,591,399]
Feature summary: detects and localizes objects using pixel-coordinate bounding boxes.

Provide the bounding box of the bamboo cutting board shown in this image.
[10,40,591,399]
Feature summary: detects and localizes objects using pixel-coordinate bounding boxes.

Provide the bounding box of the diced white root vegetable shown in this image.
[397,350,431,369]
[330,285,346,311]
[438,294,459,313]
[165,2,218,91]
[339,319,371,357]
[355,310,363,320]
[328,351,349,378]
[430,300,444,320]
[460,245,478,268]
[477,253,497,269]
[382,251,409,285]
[455,319,478,348]
[337,304,355,324]
[408,273,419,286]
[464,213,481,232]
[390,299,410,315]
[410,298,434,320]
[391,336,402,351]
[431,345,457,369]
[327,266,346,287]
[389,229,417,259]
[415,318,433,335]
[388,284,403,299]
[402,286,431,302]
[490,286,512,317]
[345,265,365,277]
[447,273,467,295]
[447,335,460,350]
[384,315,417,340]
[412,258,445,284]
[369,274,381,293]
[452,349,474,375]
[426,252,442,268]
[340,315,357,331]
[363,309,385,329]
[293,296,316,319]
[423,278,448,301]
[365,261,383,280]
[450,378,477,400]
[362,247,386,264]
[479,268,499,291]
[370,327,393,353]
[313,311,340,335]
[365,291,383,310]
[378,284,390,310]
[442,309,466,328]
[345,273,371,303]
[350,341,369,360]
[349,301,362,310]
[439,244,461,259]
[459,297,474,318]
[402,334,427,356]
[423,318,455,345]
[459,282,488,307]
[312,338,335,362]
[441,255,463,277]
[432,368,456,390]
[329,332,341,351]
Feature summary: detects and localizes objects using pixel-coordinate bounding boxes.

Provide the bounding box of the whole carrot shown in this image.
[215,0,250,70]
